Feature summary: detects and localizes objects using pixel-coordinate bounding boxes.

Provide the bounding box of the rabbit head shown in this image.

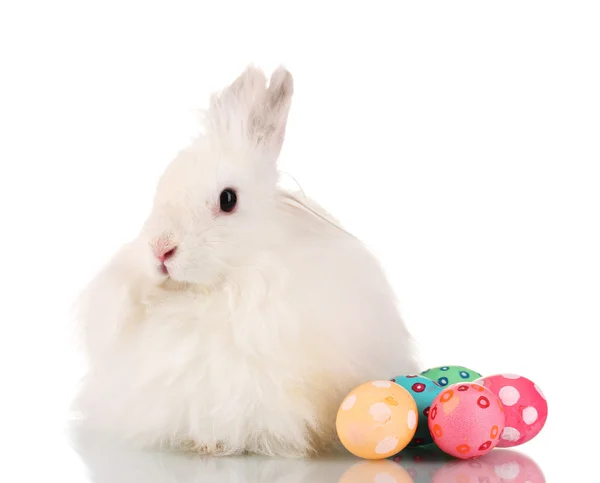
[140,66,293,287]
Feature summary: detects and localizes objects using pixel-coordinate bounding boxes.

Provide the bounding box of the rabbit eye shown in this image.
[219,188,237,213]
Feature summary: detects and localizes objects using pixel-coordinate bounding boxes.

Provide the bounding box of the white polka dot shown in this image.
[494,462,520,479]
[375,436,399,454]
[407,409,417,430]
[535,384,546,400]
[372,381,392,388]
[370,402,392,423]
[522,406,538,424]
[502,374,521,380]
[502,427,521,442]
[499,386,521,406]
[341,394,356,411]
[374,473,397,483]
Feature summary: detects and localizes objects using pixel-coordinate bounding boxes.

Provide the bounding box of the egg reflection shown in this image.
[375,446,545,483]
[429,449,545,483]
[339,459,414,483]
[431,457,499,482]
[390,445,451,482]
[482,450,546,483]
[70,422,544,483]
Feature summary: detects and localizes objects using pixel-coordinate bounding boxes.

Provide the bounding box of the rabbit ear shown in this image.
[206,66,294,163]
[227,65,268,106]
[259,66,294,158]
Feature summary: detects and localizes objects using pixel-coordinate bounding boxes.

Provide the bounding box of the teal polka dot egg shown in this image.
[390,375,443,446]
[421,365,482,388]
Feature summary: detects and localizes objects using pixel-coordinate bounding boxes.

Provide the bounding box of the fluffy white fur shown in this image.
[74,66,419,457]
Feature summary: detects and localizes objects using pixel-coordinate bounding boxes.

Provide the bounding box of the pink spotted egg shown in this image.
[475,374,548,448]
[428,383,506,459]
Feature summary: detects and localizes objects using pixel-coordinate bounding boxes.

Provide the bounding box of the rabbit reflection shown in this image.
[70,425,353,483]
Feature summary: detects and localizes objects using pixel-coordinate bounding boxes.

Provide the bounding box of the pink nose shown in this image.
[156,247,176,262]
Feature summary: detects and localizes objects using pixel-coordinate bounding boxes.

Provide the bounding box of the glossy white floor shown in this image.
[66,432,551,483]
[13,419,563,482]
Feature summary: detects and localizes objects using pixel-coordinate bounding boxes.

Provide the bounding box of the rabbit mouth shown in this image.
[159,277,213,295]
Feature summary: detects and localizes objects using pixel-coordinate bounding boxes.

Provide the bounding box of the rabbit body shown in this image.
[74,67,418,457]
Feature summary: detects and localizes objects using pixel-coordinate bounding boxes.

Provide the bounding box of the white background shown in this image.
[1,1,599,481]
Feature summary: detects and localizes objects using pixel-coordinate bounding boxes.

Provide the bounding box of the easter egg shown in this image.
[421,365,482,387]
[336,380,418,459]
[390,375,443,446]
[428,383,506,459]
[339,460,414,483]
[475,374,548,448]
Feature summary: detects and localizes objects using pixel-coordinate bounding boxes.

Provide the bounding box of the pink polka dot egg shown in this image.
[428,383,506,459]
[475,374,548,448]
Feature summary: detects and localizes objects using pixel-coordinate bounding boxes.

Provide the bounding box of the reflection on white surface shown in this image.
[69,424,545,483]
[70,424,352,482]
[391,446,546,482]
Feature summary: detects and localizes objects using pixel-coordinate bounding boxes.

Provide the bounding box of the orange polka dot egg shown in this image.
[428,383,506,459]
[336,380,418,459]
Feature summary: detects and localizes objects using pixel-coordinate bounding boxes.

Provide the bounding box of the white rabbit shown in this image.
[73,66,419,457]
